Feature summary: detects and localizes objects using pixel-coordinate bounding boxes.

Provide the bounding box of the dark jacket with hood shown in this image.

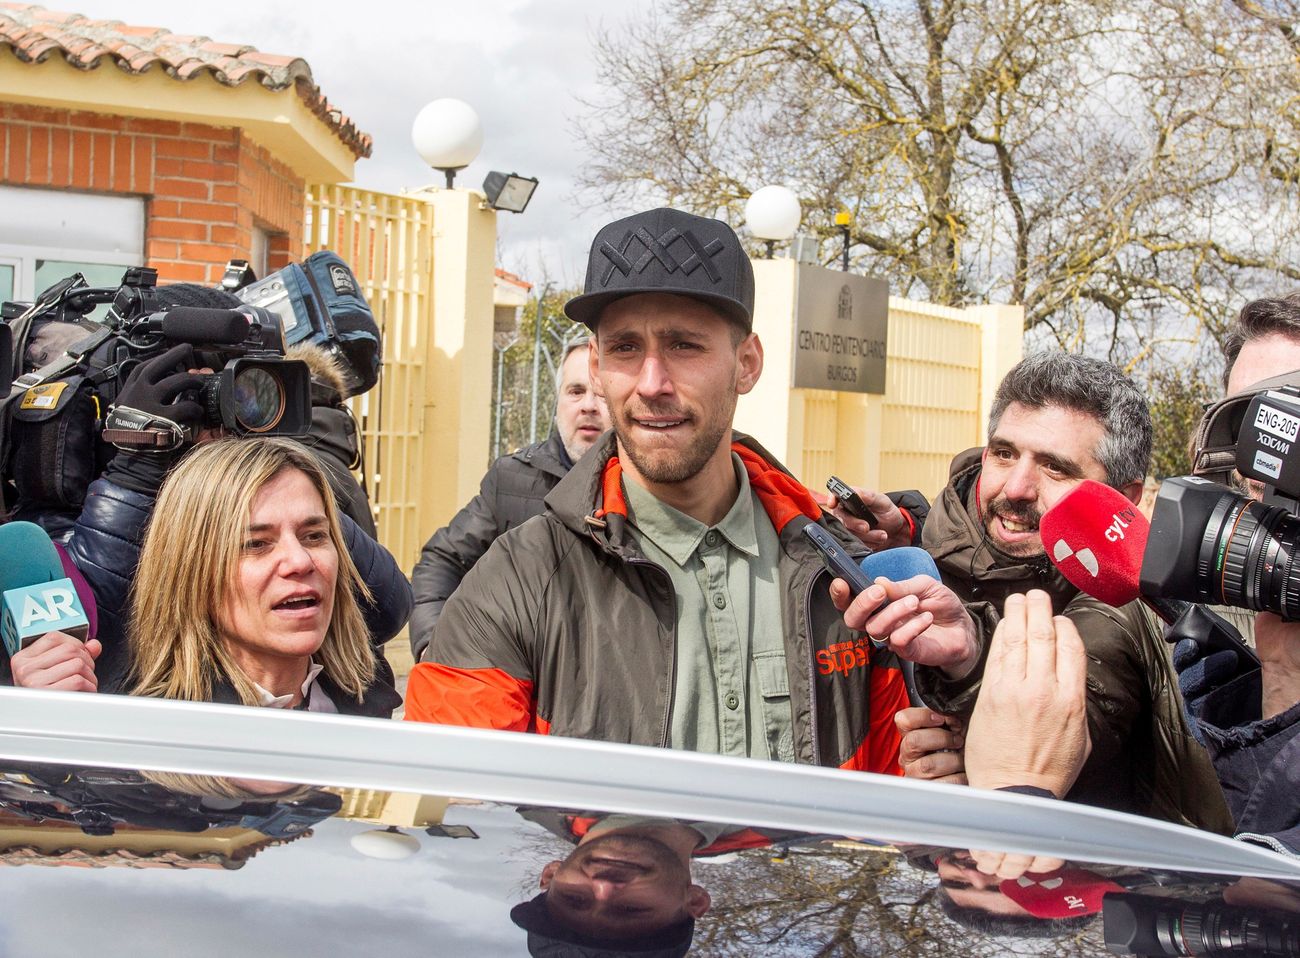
[409,430,572,660]
[62,476,411,700]
[1183,658,1300,856]
[405,432,909,773]
[916,449,1233,834]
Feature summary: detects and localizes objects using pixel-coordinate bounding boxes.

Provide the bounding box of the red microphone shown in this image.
[1000,866,1123,919]
[1042,481,1259,664]
[1039,480,1150,608]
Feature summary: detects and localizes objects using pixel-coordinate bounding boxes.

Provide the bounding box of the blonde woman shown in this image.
[13,438,403,717]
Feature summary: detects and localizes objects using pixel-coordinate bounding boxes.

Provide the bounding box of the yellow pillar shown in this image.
[967,304,1025,444]
[422,189,497,530]
[835,392,883,492]
[736,258,801,461]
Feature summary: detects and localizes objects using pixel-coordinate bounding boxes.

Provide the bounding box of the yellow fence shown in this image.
[875,298,1017,496]
[742,260,1022,502]
[798,299,1022,500]
[303,184,436,572]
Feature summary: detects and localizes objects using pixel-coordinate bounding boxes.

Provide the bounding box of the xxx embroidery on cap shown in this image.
[599,227,726,285]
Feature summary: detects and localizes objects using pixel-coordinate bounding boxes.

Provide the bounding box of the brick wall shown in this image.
[0,102,304,283]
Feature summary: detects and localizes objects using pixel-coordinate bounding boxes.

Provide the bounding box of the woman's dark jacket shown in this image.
[63,476,412,699]
[207,670,402,718]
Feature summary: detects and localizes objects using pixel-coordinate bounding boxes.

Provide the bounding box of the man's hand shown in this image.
[965,591,1090,799]
[830,574,980,678]
[896,707,966,783]
[812,485,912,550]
[1253,612,1300,720]
[968,848,1066,881]
[11,631,103,692]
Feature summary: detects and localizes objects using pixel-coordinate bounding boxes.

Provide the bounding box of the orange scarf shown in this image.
[594,441,821,534]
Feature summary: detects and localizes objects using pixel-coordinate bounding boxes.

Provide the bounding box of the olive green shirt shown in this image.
[623,454,793,761]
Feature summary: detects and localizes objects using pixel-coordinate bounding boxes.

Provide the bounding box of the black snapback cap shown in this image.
[564,207,754,331]
[510,893,694,958]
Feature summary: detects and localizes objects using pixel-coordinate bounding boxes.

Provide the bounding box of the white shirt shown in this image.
[252,662,337,713]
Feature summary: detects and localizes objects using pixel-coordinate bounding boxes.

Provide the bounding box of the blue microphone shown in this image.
[858,546,942,586]
[0,522,91,656]
[858,547,942,709]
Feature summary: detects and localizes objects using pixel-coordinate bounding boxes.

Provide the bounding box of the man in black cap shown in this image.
[511,816,710,957]
[406,208,982,771]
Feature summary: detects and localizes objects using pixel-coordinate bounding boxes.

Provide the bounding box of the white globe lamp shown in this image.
[412,98,484,188]
[350,826,421,860]
[744,185,802,258]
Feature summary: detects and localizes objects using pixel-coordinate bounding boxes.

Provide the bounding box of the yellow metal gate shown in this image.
[303,184,435,572]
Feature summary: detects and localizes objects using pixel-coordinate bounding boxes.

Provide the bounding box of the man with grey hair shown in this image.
[839,352,1231,831]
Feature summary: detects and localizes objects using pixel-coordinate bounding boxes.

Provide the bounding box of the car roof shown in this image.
[0,688,1296,956]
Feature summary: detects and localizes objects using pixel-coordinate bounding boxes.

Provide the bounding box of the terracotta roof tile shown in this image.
[0,2,371,158]
[495,268,534,291]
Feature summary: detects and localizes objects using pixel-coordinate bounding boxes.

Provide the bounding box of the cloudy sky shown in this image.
[62,0,642,288]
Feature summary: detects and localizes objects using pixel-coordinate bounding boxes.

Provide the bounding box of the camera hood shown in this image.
[1192,367,1300,486]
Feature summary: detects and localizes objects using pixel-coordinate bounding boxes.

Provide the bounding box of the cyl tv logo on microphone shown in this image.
[1051,538,1099,578]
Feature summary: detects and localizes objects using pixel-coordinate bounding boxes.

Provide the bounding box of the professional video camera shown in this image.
[1141,377,1300,619]
[10,265,310,440]
[1105,891,1300,957]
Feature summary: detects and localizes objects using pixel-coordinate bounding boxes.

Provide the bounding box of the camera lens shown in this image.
[231,366,285,433]
[1106,892,1300,957]
[1199,493,1300,618]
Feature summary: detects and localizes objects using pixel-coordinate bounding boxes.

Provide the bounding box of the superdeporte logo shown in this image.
[817,637,873,676]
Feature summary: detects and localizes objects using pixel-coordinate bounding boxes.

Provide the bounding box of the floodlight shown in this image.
[482,171,539,213]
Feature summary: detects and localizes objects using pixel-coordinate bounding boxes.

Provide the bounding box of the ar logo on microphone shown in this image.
[16,586,78,629]
[1051,538,1099,578]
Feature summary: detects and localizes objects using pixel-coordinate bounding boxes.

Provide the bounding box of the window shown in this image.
[0,185,145,303]
[250,226,270,279]
[0,258,16,303]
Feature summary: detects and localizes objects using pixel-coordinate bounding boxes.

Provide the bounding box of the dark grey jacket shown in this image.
[406,431,910,773]
[409,431,571,659]
[1188,660,1300,856]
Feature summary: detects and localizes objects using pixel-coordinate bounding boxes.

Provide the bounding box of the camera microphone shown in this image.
[149,307,253,346]
[1040,481,1257,663]
[0,522,94,656]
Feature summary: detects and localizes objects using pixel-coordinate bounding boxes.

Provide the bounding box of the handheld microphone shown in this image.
[999,867,1123,919]
[858,545,942,585]
[1040,482,1257,663]
[0,522,92,657]
[858,547,942,709]
[1038,480,1155,611]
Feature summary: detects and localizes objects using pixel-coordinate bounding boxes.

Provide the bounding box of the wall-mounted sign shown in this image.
[791,264,888,393]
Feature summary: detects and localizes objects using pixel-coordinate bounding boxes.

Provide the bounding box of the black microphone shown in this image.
[149,307,252,345]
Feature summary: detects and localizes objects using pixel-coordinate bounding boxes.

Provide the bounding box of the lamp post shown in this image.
[411,98,483,188]
[835,210,852,271]
[745,186,802,258]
